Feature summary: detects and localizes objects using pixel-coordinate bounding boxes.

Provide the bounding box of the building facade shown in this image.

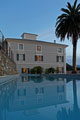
[5,33,68,74]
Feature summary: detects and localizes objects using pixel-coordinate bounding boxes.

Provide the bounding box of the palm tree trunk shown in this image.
[73,40,77,73]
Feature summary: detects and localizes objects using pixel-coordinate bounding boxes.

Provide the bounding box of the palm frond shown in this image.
[73,0,77,9]
[57,14,68,20]
[55,0,80,42]
[67,2,72,11]
[76,3,80,10]
[61,8,70,14]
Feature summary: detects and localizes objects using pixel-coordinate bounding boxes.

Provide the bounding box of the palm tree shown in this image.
[55,0,80,73]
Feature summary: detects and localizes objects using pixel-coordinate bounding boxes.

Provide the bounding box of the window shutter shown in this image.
[57,56,59,62]
[62,56,64,62]
[41,56,43,61]
[17,54,19,61]
[35,55,37,61]
[23,54,25,61]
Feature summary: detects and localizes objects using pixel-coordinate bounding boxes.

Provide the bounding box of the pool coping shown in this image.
[0,74,19,85]
[20,74,80,80]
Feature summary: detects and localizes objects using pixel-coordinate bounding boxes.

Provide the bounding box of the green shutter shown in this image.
[62,56,64,62]
[23,54,25,61]
[17,54,19,61]
[35,55,37,61]
[41,56,43,61]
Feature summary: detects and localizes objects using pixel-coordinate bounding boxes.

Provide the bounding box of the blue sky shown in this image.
[0,0,80,65]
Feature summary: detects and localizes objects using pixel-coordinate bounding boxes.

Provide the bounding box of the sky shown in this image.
[0,0,80,65]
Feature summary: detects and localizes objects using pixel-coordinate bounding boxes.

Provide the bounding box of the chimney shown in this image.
[54,40,56,43]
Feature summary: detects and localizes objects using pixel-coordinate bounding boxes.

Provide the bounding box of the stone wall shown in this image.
[0,49,17,76]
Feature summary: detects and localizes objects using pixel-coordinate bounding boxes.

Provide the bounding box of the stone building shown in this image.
[5,33,68,74]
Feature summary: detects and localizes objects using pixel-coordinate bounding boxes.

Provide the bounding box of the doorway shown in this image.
[22,68,29,73]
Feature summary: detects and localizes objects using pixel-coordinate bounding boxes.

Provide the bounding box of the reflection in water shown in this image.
[7,76,68,117]
[0,80,17,120]
[0,76,80,120]
[57,80,80,120]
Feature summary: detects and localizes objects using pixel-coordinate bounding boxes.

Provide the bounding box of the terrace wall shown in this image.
[0,48,17,76]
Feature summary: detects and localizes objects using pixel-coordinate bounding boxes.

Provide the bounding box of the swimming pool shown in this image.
[0,75,80,120]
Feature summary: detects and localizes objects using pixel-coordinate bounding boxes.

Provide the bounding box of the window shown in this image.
[18,44,23,50]
[16,54,25,61]
[35,55,43,61]
[57,67,62,73]
[22,68,28,73]
[56,56,64,62]
[37,46,41,51]
[19,54,24,60]
[58,48,62,52]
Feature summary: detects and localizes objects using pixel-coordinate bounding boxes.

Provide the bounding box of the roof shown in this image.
[21,33,38,37]
[5,38,68,47]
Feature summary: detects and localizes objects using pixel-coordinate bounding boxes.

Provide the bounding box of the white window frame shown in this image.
[18,43,24,50]
[36,45,42,52]
[58,48,62,53]
[19,54,24,61]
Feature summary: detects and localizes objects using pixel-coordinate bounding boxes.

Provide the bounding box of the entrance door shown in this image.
[57,67,62,73]
[22,68,28,73]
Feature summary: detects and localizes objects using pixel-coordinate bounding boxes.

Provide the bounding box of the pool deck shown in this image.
[1,74,79,84]
[0,74,19,84]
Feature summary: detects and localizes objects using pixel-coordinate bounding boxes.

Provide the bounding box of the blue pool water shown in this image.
[0,75,80,120]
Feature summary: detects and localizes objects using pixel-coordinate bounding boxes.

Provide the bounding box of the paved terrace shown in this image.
[0,75,18,84]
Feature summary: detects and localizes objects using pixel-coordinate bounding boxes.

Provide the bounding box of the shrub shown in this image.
[55,69,59,73]
[36,66,43,74]
[49,67,55,73]
[30,68,36,74]
[45,67,55,74]
[30,66,43,74]
[45,69,49,74]
[66,63,73,71]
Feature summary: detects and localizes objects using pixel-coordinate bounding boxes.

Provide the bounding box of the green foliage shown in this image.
[45,69,49,74]
[55,0,80,72]
[36,66,43,74]
[77,67,80,70]
[66,63,73,71]
[55,0,80,41]
[45,67,55,74]
[30,68,36,74]
[55,69,59,73]
[30,66,43,74]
